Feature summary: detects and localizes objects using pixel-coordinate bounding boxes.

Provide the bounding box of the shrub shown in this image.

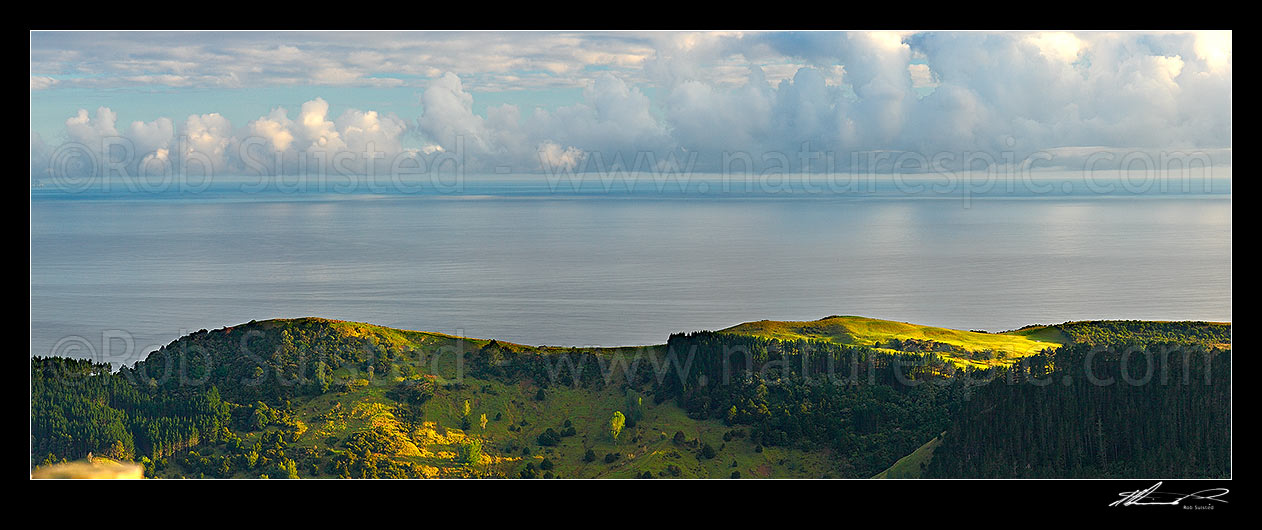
[457,440,481,465]
[537,428,561,447]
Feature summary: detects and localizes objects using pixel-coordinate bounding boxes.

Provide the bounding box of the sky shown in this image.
[30,30,1232,179]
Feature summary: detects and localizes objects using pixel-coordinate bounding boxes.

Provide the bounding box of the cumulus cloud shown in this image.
[294,98,345,152]
[249,108,296,152]
[30,31,1231,179]
[39,99,419,180]
[65,107,119,147]
[183,113,233,173]
[537,141,585,172]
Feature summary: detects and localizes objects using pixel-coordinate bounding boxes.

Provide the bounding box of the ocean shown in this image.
[30,172,1231,366]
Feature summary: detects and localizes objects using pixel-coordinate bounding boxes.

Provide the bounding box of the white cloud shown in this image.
[537,141,584,171]
[248,108,295,152]
[30,76,58,90]
[1026,32,1085,63]
[126,117,175,158]
[65,107,119,146]
[1193,30,1231,73]
[183,113,233,172]
[30,31,1232,178]
[295,98,345,152]
[908,64,938,89]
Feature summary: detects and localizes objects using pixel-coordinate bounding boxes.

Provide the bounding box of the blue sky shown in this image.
[30,31,1232,177]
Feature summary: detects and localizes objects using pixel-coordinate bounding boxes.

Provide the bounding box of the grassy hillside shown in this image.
[872,434,943,479]
[721,315,1063,367]
[94,317,839,478]
[32,316,1230,479]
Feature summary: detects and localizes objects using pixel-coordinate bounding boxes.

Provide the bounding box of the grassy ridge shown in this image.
[720,315,1064,367]
[149,317,835,478]
[44,315,1228,479]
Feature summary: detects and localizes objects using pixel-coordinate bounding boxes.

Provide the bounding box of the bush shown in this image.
[396,378,435,404]
[457,440,481,465]
[537,428,561,447]
[583,449,596,462]
[540,458,554,470]
[604,452,620,464]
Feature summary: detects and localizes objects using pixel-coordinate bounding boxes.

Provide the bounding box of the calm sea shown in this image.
[30,173,1232,366]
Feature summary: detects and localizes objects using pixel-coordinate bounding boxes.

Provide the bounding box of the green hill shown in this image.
[33,317,836,479]
[31,316,1230,479]
[721,315,1064,368]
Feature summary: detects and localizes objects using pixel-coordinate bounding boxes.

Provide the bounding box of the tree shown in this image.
[459,400,473,430]
[624,390,644,427]
[609,411,626,441]
[314,361,330,394]
[457,439,481,465]
[479,413,489,430]
[251,402,271,431]
[537,428,561,446]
